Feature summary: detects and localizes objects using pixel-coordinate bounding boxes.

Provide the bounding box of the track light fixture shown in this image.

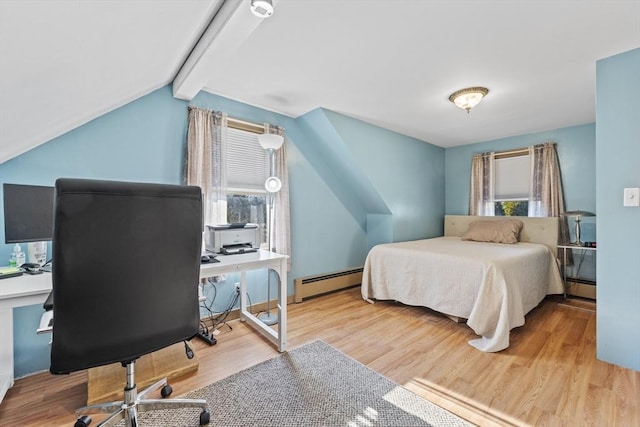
[250,0,274,18]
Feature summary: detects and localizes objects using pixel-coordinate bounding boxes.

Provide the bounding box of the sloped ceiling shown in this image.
[1,1,639,165]
[0,0,223,163]
[292,108,392,230]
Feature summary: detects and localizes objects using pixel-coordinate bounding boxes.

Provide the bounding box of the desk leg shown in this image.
[0,308,15,403]
[563,247,567,299]
[239,271,248,321]
[237,263,286,352]
[276,258,287,352]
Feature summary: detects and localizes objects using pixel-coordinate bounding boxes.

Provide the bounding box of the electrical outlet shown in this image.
[235,282,240,292]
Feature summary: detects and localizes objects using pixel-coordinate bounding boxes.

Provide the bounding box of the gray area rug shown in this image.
[120,340,471,426]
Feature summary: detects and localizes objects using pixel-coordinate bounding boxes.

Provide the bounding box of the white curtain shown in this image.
[528,143,565,217]
[528,142,571,247]
[469,152,495,216]
[185,106,228,226]
[265,123,291,271]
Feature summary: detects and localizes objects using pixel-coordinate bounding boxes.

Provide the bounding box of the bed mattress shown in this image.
[361,236,563,352]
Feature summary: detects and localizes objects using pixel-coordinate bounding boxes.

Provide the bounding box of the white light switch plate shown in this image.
[623,188,640,207]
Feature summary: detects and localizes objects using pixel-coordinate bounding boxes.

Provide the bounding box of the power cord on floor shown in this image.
[197,281,256,343]
[209,286,240,331]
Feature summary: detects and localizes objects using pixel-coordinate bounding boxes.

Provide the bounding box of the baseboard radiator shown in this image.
[294,267,363,303]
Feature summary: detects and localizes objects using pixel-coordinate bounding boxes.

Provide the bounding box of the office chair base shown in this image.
[76,375,209,426]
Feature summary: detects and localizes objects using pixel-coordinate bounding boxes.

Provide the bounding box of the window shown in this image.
[494,200,529,216]
[227,194,266,241]
[471,143,563,219]
[186,108,289,256]
[493,153,530,217]
[226,127,269,194]
[225,126,269,244]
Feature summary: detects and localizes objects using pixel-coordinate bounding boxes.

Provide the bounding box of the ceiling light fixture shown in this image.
[448,87,489,113]
[250,0,274,18]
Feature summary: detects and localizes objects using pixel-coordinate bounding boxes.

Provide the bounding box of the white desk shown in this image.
[0,250,288,404]
[200,250,288,353]
[0,272,51,404]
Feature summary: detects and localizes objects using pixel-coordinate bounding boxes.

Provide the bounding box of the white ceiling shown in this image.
[0,0,222,163]
[1,1,639,164]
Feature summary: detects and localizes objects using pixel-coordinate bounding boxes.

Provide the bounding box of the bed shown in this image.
[361,215,564,352]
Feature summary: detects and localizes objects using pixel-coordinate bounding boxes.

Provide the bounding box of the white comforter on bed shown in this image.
[361,236,563,352]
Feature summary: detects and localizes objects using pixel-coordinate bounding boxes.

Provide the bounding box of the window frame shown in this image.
[492,148,530,217]
[224,118,269,244]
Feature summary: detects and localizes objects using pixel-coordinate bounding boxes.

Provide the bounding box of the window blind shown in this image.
[226,127,268,193]
[494,154,530,200]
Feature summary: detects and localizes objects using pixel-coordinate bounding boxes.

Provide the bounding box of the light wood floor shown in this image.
[1,288,638,426]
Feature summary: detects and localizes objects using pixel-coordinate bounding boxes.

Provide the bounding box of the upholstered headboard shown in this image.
[444,215,559,257]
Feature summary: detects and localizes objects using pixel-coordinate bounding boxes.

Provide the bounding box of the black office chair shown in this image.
[50,178,210,427]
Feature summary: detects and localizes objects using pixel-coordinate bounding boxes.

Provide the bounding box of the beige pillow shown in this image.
[461,219,524,244]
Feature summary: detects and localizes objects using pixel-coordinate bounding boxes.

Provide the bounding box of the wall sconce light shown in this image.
[449,87,489,113]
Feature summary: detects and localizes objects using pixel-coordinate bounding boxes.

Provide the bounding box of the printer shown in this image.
[204,223,261,255]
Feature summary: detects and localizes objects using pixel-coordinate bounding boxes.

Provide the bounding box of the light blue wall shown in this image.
[595,47,640,371]
[1,86,444,378]
[1,86,191,377]
[445,123,596,216]
[323,110,445,242]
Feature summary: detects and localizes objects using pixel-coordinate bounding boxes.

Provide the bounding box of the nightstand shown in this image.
[557,244,597,299]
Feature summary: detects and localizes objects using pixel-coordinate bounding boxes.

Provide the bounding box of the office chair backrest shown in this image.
[51,179,203,374]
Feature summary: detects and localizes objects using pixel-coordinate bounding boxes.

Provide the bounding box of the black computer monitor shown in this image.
[3,183,55,243]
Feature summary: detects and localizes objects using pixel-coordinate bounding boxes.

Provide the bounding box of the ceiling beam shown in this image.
[172,0,278,101]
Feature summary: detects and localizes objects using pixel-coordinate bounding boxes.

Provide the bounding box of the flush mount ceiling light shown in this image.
[250,0,274,18]
[448,87,489,113]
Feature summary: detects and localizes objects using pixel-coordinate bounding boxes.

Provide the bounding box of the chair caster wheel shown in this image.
[160,384,173,398]
[199,409,210,425]
[74,415,92,427]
